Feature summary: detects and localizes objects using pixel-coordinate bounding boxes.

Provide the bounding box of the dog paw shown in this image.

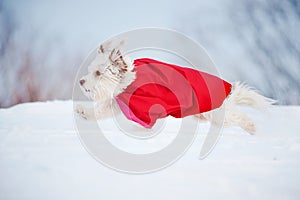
[243,121,256,134]
[75,105,88,119]
[194,114,207,121]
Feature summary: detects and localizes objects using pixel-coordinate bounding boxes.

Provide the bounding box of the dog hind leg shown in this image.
[223,106,256,134]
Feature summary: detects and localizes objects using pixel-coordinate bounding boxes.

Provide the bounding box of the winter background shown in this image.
[1,0,300,107]
[1,0,300,200]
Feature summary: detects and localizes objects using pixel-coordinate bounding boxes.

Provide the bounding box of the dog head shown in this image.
[79,40,135,101]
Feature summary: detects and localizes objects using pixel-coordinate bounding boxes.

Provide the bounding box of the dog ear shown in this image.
[97,39,126,54]
[97,40,113,54]
[109,48,128,74]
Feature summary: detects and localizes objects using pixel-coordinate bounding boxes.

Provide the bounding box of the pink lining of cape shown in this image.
[116,97,151,128]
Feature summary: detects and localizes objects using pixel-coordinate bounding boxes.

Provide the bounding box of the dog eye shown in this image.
[95,70,101,76]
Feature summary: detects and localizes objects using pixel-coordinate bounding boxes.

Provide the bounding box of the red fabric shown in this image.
[116,58,232,128]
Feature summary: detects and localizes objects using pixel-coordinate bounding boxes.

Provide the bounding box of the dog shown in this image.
[76,40,274,134]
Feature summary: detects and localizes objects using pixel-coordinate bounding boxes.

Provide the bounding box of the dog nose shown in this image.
[79,79,85,85]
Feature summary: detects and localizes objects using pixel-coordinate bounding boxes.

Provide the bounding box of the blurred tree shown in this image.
[178,0,300,104]
[0,1,80,108]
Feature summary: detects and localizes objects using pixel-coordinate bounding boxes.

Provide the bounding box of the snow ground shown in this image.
[0,101,300,200]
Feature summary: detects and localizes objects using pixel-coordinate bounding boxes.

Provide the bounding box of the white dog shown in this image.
[76,40,274,134]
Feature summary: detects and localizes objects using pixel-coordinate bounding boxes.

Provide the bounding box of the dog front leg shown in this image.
[76,104,98,120]
[75,101,116,120]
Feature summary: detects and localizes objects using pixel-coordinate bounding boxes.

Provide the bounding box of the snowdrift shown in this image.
[0,101,299,200]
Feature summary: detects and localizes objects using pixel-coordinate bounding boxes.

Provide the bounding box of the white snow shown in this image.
[0,101,300,200]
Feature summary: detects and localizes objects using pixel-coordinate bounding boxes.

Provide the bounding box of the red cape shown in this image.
[116,58,232,128]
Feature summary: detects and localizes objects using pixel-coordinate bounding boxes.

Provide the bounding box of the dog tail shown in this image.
[228,82,276,109]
